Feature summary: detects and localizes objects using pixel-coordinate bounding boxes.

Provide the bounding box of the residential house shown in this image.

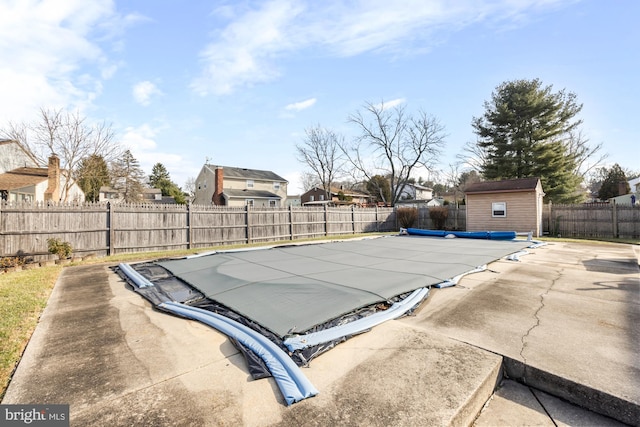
[397,183,434,201]
[0,139,39,173]
[0,151,85,203]
[286,194,302,207]
[99,186,175,203]
[609,176,640,205]
[465,177,544,237]
[301,186,371,207]
[192,164,288,207]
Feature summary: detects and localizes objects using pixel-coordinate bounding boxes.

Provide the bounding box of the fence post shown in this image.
[375,206,379,231]
[187,202,192,249]
[547,201,553,236]
[324,204,328,236]
[352,205,356,234]
[289,205,294,240]
[246,205,252,244]
[107,202,114,256]
[612,200,618,238]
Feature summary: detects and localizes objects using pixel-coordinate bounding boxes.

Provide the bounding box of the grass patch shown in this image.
[0,265,62,399]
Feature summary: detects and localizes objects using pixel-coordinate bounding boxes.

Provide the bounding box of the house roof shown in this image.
[207,164,287,182]
[465,177,541,194]
[303,186,370,198]
[224,189,281,199]
[0,167,48,191]
[407,183,433,191]
[100,186,161,194]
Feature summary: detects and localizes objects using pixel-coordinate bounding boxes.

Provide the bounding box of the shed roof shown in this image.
[465,177,541,194]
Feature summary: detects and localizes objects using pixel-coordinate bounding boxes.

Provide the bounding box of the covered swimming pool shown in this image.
[118,234,534,404]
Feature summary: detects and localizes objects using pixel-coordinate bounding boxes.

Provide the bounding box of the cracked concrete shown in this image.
[408,240,639,425]
[519,268,562,368]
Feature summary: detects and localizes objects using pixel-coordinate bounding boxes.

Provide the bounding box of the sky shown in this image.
[1,0,637,194]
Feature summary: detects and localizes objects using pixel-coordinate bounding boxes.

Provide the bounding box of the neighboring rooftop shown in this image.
[206,164,288,182]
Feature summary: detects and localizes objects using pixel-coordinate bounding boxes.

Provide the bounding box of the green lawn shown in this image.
[0,266,62,399]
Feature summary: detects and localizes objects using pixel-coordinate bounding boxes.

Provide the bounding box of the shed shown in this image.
[465,177,544,237]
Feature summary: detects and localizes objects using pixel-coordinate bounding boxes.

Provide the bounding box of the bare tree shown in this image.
[1,108,122,201]
[184,177,196,200]
[458,138,490,173]
[300,171,319,192]
[563,129,608,178]
[341,101,446,206]
[295,125,345,200]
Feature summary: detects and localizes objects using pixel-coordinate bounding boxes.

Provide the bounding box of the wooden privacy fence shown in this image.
[0,202,397,260]
[544,203,640,239]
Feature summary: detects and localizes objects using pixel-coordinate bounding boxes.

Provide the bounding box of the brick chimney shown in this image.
[44,155,60,202]
[212,166,225,205]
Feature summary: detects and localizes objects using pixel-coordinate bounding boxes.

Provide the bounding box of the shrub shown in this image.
[429,207,449,230]
[397,207,418,229]
[0,256,25,270]
[47,238,72,260]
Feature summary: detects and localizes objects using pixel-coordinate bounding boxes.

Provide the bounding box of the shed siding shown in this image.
[467,191,540,235]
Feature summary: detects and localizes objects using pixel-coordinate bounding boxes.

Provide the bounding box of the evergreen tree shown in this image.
[472,79,584,203]
[76,154,110,202]
[598,164,630,200]
[110,150,146,203]
[148,163,171,187]
[366,175,391,204]
[148,162,186,204]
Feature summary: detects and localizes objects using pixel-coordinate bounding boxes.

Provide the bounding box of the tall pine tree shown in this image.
[472,79,584,203]
[110,150,146,203]
[148,162,186,204]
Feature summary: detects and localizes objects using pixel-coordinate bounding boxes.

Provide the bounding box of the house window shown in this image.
[269,199,277,207]
[273,182,280,191]
[319,194,325,201]
[310,195,315,202]
[492,202,506,217]
[247,180,254,188]
[246,199,254,207]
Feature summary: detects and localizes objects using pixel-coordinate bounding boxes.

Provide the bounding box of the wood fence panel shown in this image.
[0,202,108,260]
[616,205,640,239]
[190,206,248,247]
[249,208,291,243]
[291,207,326,239]
[326,207,355,235]
[112,203,188,254]
[545,203,639,239]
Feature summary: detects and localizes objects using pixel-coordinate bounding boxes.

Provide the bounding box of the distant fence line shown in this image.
[544,202,639,239]
[0,202,401,260]
[1,201,636,261]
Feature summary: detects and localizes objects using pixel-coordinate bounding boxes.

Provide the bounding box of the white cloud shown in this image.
[0,0,138,122]
[375,98,406,111]
[285,98,317,112]
[120,124,198,187]
[133,81,163,106]
[192,0,570,95]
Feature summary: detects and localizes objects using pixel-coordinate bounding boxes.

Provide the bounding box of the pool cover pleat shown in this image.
[156,235,530,337]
